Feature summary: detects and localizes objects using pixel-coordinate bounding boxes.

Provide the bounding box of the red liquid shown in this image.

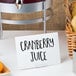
[0,0,45,4]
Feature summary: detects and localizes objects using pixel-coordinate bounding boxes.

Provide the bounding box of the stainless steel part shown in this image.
[0,0,51,38]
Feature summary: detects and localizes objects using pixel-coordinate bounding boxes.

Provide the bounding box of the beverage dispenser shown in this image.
[0,0,51,38]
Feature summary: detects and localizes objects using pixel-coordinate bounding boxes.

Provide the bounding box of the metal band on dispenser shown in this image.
[0,2,50,13]
[1,16,50,25]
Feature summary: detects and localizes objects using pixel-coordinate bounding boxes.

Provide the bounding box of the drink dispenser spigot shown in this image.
[0,0,51,39]
[16,0,23,9]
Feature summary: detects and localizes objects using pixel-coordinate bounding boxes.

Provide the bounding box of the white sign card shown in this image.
[15,32,61,69]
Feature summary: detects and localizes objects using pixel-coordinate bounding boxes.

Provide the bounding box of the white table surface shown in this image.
[0,30,75,76]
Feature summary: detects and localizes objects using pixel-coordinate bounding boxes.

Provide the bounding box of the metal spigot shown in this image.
[16,0,23,9]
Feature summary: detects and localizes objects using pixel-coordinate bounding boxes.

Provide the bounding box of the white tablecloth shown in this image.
[0,31,75,76]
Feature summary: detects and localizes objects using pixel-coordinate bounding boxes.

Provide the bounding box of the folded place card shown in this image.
[15,32,61,69]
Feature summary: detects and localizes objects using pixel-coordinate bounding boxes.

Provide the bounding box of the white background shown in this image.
[0,31,75,76]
